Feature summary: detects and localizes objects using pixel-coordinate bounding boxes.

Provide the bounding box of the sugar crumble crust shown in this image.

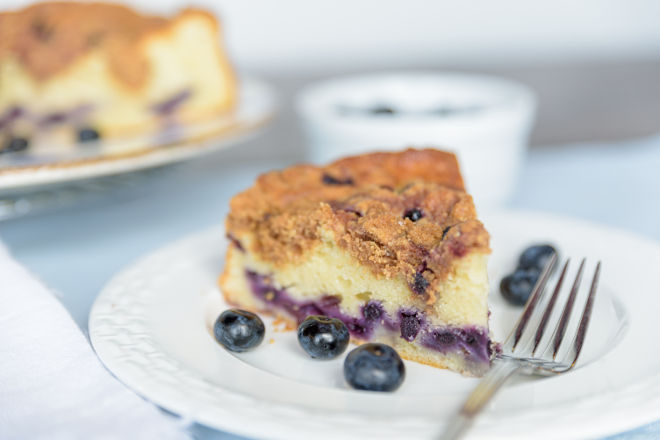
[226,149,490,306]
[0,3,216,87]
[0,2,237,140]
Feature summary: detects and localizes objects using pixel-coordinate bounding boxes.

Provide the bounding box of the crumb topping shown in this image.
[226,149,490,303]
[0,2,216,87]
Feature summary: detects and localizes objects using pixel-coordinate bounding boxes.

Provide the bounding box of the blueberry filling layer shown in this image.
[1,104,93,132]
[152,89,192,115]
[0,88,191,134]
[0,107,25,131]
[246,270,375,339]
[421,327,491,363]
[245,270,491,364]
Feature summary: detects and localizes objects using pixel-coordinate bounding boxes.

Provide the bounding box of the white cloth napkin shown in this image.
[0,241,187,440]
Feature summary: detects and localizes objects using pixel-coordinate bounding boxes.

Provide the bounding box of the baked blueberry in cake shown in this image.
[0,2,236,145]
[219,149,495,376]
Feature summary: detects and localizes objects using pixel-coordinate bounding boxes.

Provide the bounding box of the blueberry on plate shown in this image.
[297,315,350,359]
[518,244,557,272]
[344,343,405,392]
[500,268,540,306]
[213,309,265,352]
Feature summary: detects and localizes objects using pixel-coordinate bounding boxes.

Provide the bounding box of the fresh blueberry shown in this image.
[1,137,29,154]
[297,315,350,359]
[519,244,557,271]
[77,127,101,143]
[344,343,405,392]
[500,268,540,306]
[399,310,423,342]
[362,301,383,321]
[411,271,429,295]
[403,208,423,222]
[213,309,265,352]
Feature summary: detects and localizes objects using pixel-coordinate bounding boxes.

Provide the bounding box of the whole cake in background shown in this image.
[0,2,236,149]
[220,149,496,376]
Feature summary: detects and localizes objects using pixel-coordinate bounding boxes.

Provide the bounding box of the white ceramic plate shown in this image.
[89,211,660,440]
[0,78,275,193]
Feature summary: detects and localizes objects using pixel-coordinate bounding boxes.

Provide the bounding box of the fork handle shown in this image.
[439,360,522,440]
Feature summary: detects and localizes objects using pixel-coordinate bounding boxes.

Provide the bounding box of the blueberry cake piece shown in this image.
[0,2,236,144]
[220,149,494,376]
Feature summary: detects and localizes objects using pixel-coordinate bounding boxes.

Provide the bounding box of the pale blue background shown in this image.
[1,129,659,439]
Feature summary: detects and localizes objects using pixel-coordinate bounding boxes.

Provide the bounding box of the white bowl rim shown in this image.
[295,70,537,122]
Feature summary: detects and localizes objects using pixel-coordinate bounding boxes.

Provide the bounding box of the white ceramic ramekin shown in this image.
[295,72,536,208]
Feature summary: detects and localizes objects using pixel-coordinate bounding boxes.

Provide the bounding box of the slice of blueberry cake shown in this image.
[220,149,494,376]
[0,2,236,148]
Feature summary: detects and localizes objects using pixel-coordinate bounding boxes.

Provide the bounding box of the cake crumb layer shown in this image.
[226,149,490,303]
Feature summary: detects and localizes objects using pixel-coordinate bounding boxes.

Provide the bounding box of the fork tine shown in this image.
[530,260,570,355]
[503,253,557,352]
[440,259,601,440]
[550,258,586,358]
[562,261,601,368]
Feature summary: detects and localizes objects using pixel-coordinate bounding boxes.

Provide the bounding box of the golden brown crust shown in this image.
[226,149,490,302]
[326,149,465,190]
[0,2,217,88]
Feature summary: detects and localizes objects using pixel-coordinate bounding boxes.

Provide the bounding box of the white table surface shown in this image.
[1,130,659,440]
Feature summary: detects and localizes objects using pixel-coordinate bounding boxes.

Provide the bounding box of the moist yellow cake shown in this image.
[220,149,494,376]
[0,2,236,147]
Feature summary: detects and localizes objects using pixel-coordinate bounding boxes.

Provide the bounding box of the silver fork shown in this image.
[440,254,601,440]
